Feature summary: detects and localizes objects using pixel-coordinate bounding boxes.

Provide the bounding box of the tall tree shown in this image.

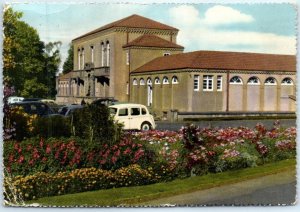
[3,7,61,98]
[62,44,74,74]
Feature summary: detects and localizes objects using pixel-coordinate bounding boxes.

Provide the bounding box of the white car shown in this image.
[8,96,24,104]
[109,103,155,131]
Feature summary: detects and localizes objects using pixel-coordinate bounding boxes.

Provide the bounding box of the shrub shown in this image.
[32,115,71,138]
[71,104,122,146]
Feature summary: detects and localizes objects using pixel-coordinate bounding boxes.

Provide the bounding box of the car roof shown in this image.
[109,103,147,108]
[12,101,46,105]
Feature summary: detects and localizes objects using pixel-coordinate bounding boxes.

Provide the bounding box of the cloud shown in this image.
[169,5,200,26]
[168,5,296,55]
[203,5,254,26]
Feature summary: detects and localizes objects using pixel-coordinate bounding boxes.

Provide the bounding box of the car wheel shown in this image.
[141,122,151,131]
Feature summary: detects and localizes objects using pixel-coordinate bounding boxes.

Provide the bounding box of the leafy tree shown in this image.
[3,8,61,98]
[63,44,74,74]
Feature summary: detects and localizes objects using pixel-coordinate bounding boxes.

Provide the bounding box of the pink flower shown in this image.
[45,145,51,154]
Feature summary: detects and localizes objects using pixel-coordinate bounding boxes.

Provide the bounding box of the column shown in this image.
[259,83,265,111]
[276,84,281,111]
[242,83,247,111]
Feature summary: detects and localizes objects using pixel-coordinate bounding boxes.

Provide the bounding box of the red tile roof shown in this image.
[73,14,178,41]
[123,34,184,49]
[132,51,296,73]
[58,71,73,80]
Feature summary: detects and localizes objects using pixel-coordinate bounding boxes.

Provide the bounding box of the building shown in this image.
[130,51,296,119]
[56,14,296,119]
[56,14,183,104]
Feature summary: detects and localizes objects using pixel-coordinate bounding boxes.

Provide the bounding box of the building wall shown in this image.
[130,70,296,118]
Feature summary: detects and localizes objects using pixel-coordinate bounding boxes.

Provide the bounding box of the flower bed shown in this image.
[4,121,296,202]
[4,164,157,201]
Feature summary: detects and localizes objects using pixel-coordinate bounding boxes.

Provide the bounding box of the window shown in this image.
[126,52,130,65]
[155,77,160,84]
[106,41,110,66]
[109,108,117,115]
[247,76,260,85]
[101,42,105,66]
[77,49,81,69]
[194,75,199,91]
[141,108,147,115]
[147,78,152,85]
[90,46,94,63]
[230,76,243,84]
[118,108,128,116]
[172,76,179,84]
[133,78,138,85]
[163,76,169,84]
[217,76,222,91]
[281,77,293,85]
[81,48,85,70]
[131,108,140,116]
[140,78,145,85]
[203,75,213,91]
[264,77,277,85]
[163,52,170,56]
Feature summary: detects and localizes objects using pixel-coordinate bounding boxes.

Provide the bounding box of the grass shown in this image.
[26,159,296,207]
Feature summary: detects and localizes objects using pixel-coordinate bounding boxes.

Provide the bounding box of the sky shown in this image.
[8,2,297,72]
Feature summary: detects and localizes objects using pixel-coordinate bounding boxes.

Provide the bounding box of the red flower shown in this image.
[17,155,24,164]
[123,147,132,155]
[40,138,44,148]
[42,157,47,162]
[111,156,117,164]
[45,145,51,154]
[8,154,14,163]
[114,149,120,157]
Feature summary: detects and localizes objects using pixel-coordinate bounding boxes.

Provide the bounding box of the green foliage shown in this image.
[32,116,71,138]
[63,44,74,74]
[71,104,122,146]
[3,7,61,98]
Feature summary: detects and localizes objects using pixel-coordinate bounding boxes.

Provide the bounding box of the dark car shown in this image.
[11,101,55,116]
[58,105,84,116]
[91,98,118,106]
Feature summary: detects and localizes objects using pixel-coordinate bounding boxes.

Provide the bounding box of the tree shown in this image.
[3,7,61,98]
[63,44,74,74]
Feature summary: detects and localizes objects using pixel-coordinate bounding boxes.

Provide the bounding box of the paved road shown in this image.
[140,170,296,206]
[156,119,296,131]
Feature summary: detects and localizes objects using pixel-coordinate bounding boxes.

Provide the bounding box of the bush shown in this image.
[71,104,122,146]
[4,164,157,202]
[4,107,37,141]
[32,116,71,138]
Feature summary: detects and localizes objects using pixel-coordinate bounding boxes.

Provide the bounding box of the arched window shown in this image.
[229,76,243,84]
[281,77,293,85]
[147,78,152,85]
[172,76,179,84]
[101,42,105,66]
[133,78,138,85]
[81,48,85,69]
[162,76,169,84]
[140,78,145,85]
[247,76,260,85]
[77,48,81,70]
[154,77,160,84]
[106,41,110,66]
[264,77,277,85]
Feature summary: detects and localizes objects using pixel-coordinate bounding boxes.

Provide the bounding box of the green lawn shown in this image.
[27,159,296,207]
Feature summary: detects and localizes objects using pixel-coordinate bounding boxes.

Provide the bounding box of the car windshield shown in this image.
[109,107,117,115]
[59,107,69,115]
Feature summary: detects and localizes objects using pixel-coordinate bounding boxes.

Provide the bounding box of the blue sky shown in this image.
[9,2,297,71]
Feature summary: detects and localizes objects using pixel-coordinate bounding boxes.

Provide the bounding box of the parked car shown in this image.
[10,101,55,116]
[41,99,56,105]
[92,98,118,106]
[7,96,24,104]
[22,98,42,102]
[58,104,84,116]
[109,103,155,131]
